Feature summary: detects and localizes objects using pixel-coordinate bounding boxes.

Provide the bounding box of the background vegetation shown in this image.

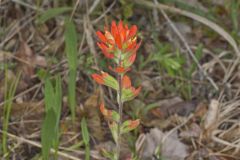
[0,0,239,159]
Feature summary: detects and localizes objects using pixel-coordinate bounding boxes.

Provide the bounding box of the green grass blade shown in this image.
[44,79,55,112]
[42,76,62,160]
[81,117,90,160]
[64,19,78,70]
[2,69,21,156]
[68,69,77,121]
[81,118,90,144]
[64,19,78,122]
[41,108,57,160]
[55,75,62,123]
[37,7,72,24]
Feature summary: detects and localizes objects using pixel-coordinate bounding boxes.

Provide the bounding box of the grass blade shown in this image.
[2,68,21,157]
[81,117,90,160]
[64,19,78,121]
[64,19,77,70]
[41,76,62,160]
[37,7,72,24]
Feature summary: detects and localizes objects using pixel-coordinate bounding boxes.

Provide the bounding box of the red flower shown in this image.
[96,21,141,60]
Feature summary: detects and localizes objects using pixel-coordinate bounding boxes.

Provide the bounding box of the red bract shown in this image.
[100,103,112,117]
[91,72,108,85]
[128,119,140,129]
[109,66,130,74]
[96,20,141,61]
[122,75,131,88]
[122,75,141,99]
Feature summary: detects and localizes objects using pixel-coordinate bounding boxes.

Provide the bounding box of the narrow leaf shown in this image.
[64,20,78,70]
[81,117,90,144]
[37,7,72,24]
[41,108,57,160]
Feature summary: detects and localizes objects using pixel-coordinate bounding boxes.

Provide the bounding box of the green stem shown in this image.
[85,144,90,160]
[116,73,123,160]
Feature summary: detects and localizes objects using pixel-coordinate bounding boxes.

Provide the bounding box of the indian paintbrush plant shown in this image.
[91,20,141,160]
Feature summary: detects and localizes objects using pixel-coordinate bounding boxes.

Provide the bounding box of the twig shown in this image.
[11,0,43,11]
[89,0,101,14]
[161,114,193,144]
[92,0,117,24]
[152,0,160,28]
[70,0,80,19]
[0,130,82,160]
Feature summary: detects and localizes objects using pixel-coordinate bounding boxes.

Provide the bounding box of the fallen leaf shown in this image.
[151,98,199,119]
[139,128,188,160]
[204,99,219,130]
[83,90,105,141]
[180,123,202,138]
[16,41,47,80]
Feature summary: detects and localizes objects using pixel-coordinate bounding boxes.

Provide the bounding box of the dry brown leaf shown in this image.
[204,99,219,130]
[16,41,47,79]
[180,123,202,138]
[83,91,105,141]
[139,128,188,160]
[151,98,199,119]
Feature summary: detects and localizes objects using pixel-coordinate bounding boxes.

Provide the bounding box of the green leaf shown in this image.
[109,122,118,144]
[121,119,139,134]
[44,79,55,112]
[122,88,136,102]
[42,76,62,159]
[104,73,119,90]
[55,75,62,120]
[64,20,78,70]
[37,7,72,24]
[81,117,90,160]
[68,69,77,121]
[41,108,57,160]
[65,19,78,122]
[111,111,120,122]
[81,117,90,144]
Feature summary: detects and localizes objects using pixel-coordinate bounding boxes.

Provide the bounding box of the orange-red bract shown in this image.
[128,119,140,129]
[122,75,131,88]
[96,20,141,62]
[91,72,108,85]
[100,103,112,117]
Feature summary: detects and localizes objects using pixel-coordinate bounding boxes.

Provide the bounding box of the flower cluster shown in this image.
[91,20,141,159]
[92,21,141,98]
[96,21,141,73]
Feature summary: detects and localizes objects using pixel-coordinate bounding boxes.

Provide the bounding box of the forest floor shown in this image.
[0,0,239,160]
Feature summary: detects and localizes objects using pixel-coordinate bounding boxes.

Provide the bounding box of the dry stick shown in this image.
[89,0,101,14]
[161,114,193,144]
[70,0,80,19]
[0,130,82,160]
[11,0,43,11]
[159,9,219,91]
[0,14,35,48]
[91,0,117,24]
[0,83,41,107]
[153,0,160,28]
[134,0,240,85]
